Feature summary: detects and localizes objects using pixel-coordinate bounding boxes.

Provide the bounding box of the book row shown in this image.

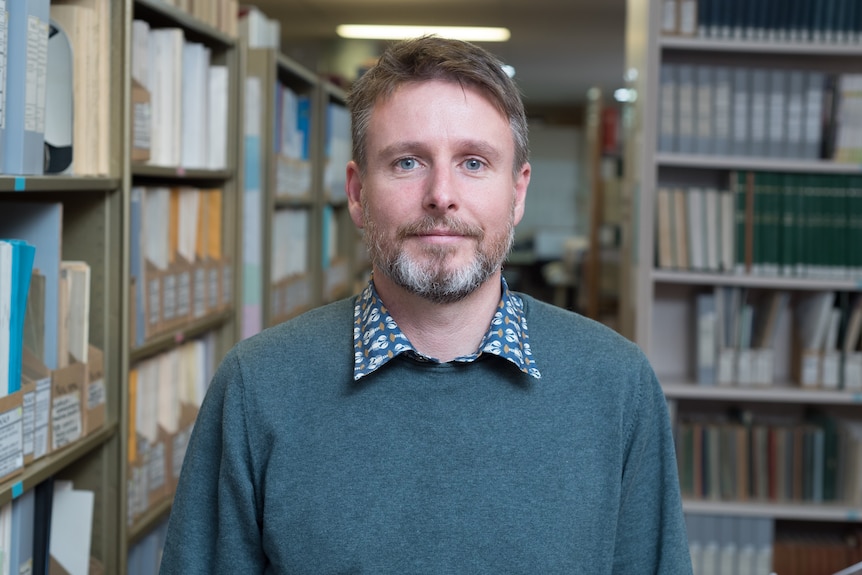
[772,524,862,575]
[127,335,215,528]
[0,0,112,175]
[1,239,35,397]
[271,95,351,202]
[657,173,862,279]
[675,413,862,505]
[731,172,862,278]
[130,187,232,347]
[662,0,862,44]
[131,20,229,170]
[271,208,310,283]
[324,102,352,203]
[127,516,168,575]
[686,513,862,575]
[152,0,238,38]
[685,514,773,575]
[694,288,862,390]
[273,82,313,198]
[0,476,100,575]
[657,63,862,161]
[0,240,107,492]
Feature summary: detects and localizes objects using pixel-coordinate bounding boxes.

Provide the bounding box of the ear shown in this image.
[512,162,531,226]
[346,160,365,228]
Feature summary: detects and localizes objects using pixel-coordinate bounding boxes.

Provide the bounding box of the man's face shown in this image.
[346,79,530,304]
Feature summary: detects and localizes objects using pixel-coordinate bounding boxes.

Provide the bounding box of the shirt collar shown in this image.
[352,277,541,381]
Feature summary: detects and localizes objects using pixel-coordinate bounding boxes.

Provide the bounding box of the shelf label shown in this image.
[14,177,25,191]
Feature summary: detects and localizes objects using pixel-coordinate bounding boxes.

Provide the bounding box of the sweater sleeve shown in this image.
[612,359,693,575]
[159,348,267,574]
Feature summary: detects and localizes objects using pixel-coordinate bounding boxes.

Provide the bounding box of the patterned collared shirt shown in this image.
[353,277,542,381]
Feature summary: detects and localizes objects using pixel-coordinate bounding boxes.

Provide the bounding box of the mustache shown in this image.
[397,216,484,241]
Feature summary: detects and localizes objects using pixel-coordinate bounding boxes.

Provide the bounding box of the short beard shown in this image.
[363,205,515,304]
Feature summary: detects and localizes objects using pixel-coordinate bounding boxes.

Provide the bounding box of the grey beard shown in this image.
[383,245,496,304]
[366,225,514,304]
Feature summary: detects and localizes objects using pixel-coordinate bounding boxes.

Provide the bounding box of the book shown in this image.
[0,202,63,370]
[843,294,862,391]
[656,187,675,269]
[696,292,717,385]
[180,41,210,169]
[3,0,50,174]
[32,476,54,575]
[796,291,836,387]
[694,66,713,155]
[43,20,73,175]
[0,0,7,166]
[207,65,229,169]
[49,480,94,575]
[9,487,35,575]
[1,239,36,394]
[148,28,184,167]
[59,260,90,365]
[676,65,696,153]
[50,0,112,176]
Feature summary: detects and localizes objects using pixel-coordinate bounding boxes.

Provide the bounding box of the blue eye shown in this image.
[397,158,417,170]
[464,158,483,171]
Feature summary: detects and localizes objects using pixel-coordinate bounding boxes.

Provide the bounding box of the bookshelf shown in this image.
[240,46,319,334]
[624,0,862,570]
[0,1,265,572]
[317,82,360,304]
[123,3,241,574]
[0,0,128,571]
[238,19,366,338]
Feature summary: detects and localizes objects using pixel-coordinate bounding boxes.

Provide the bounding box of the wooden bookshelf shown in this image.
[624,0,862,569]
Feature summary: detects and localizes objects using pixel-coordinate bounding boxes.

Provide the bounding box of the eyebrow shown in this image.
[375,139,505,164]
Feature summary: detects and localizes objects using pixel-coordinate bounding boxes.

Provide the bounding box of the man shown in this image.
[159,36,692,574]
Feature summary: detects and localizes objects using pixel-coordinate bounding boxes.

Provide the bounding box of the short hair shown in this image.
[346,35,529,176]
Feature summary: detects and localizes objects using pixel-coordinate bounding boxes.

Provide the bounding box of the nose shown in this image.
[422,165,457,214]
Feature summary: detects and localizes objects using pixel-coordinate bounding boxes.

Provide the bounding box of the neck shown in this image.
[372,269,503,362]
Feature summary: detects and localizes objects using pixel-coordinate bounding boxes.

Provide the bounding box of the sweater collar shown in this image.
[352,277,542,381]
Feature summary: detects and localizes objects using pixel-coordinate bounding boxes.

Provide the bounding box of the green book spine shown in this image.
[766,172,781,275]
[752,172,763,274]
[835,175,848,277]
[849,176,862,278]
[779,173,794,277]
[734,171,747,273]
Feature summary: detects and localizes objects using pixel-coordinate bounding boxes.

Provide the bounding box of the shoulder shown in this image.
[222,297,356,382]
[517,293,644,364]
[235,297,355,356]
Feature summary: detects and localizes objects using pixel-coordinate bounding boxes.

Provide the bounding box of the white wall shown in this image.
[517,122,586,259]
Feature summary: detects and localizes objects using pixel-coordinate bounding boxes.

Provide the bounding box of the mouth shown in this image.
[398,217,483,242]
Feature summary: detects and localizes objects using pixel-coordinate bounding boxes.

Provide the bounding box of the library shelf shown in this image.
[682,499,862,523]
[660,36,862,56]
[0,176,121,192]
[662,381,862,404]
[655,153,862,174]
[651,270,862,291]
[0,424,118,507]
[129,309,234,362]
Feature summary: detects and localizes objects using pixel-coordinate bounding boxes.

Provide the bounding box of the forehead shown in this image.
[367,79,512,146]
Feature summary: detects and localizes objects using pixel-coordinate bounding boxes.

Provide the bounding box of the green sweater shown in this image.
[159,295,692,574]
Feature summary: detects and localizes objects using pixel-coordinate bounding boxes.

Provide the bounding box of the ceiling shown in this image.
[248,0,628,111]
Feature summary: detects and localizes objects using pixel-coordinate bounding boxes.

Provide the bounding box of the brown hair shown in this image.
[346,35,529,175]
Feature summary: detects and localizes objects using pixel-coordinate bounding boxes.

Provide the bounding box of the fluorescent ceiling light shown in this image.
[336,24,511,42]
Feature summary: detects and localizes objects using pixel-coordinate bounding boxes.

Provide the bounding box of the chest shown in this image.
[253,376,626,574]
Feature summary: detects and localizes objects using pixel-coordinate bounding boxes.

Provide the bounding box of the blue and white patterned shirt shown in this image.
[353,277,542,381]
